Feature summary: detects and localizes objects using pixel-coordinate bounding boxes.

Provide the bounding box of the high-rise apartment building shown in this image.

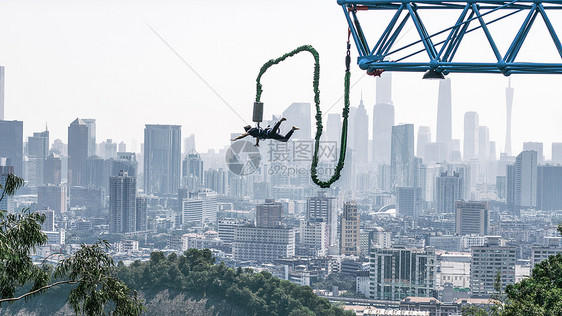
[204,168,227,195]
[471,236,516,297]
[370,247,436,300]
[256,199,283,228]
[463,112,479,160]
[135,196,148,232]
[109,171,137,234]
[340,201,360,256]
[306,191,337,246]
[0,120,23,177]
[531,237,562,268]
[144,124,181,194]
[435,171,463,213]
[455,201,489,236]
[299,219,328,257]
[391,124,415,189]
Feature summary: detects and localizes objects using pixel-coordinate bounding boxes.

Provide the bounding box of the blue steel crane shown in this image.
[338,0,562,77]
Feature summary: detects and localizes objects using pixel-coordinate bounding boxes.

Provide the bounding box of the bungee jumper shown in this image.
[231,118,300,147]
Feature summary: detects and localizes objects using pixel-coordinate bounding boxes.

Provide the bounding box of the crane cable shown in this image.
[254,33,352,188]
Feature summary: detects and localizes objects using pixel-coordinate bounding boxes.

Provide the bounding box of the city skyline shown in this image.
[0,1,561,156]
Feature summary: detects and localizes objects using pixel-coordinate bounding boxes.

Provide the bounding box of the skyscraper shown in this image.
[390,124,414,189]
[68,118,89,187]
[373,72,394,166]
[182,150,203,191]
[326,113,341,143]
[436,78,452,154]
[256,199,283,228]
[82,118,96,157]
[537,165,562,211]
[505,79,514,155]
[416,126,431,160]
[143,124,181,194]
[351,96,369,165]
[340,201,360,256]
[307,191,337,246]
[523,142,544,164]
[26,129,49,186]
[478,126,490,163]
[435,171,463,213]
[44,153,61,185]
[508,150,537,208]
[455,201,489,235]
[0,120,23,177]
[463,112,479,160]
[109,171,137,233]
[282,102,311,140]
[552,143,562,163]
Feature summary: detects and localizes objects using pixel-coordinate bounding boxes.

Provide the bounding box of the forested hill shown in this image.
[115,249,354,316]
[0,249,354,315]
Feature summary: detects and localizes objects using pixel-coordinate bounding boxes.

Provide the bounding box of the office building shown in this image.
[68,118,90,187]
[455,201,489,236]
[471,236,516,297]
[370,247,437,300]
[144,124,181,194]
[218,218,249,244]
[0,120,23,177]
[233,226,295,262]
[340,201,360,256]
[37,185,67,214]
[69,186,104,211]
[537,165,562,211]
[391,124,415,189]
[82,119,96,157]
[396,187,422,218]
[256,199,283,228]
[37,209,55,232]
[307,191,337,246]
[435,171,463,213]
[463,112,479,160]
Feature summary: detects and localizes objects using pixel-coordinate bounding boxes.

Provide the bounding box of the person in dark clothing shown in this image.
[231,118,299,147]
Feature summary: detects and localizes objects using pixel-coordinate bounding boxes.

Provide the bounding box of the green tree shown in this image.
[0,174,143,315]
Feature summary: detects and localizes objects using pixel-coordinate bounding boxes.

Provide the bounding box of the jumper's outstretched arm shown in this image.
[231,133,249,141]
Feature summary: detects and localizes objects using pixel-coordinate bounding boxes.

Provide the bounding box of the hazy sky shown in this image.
[2,0,562,158]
